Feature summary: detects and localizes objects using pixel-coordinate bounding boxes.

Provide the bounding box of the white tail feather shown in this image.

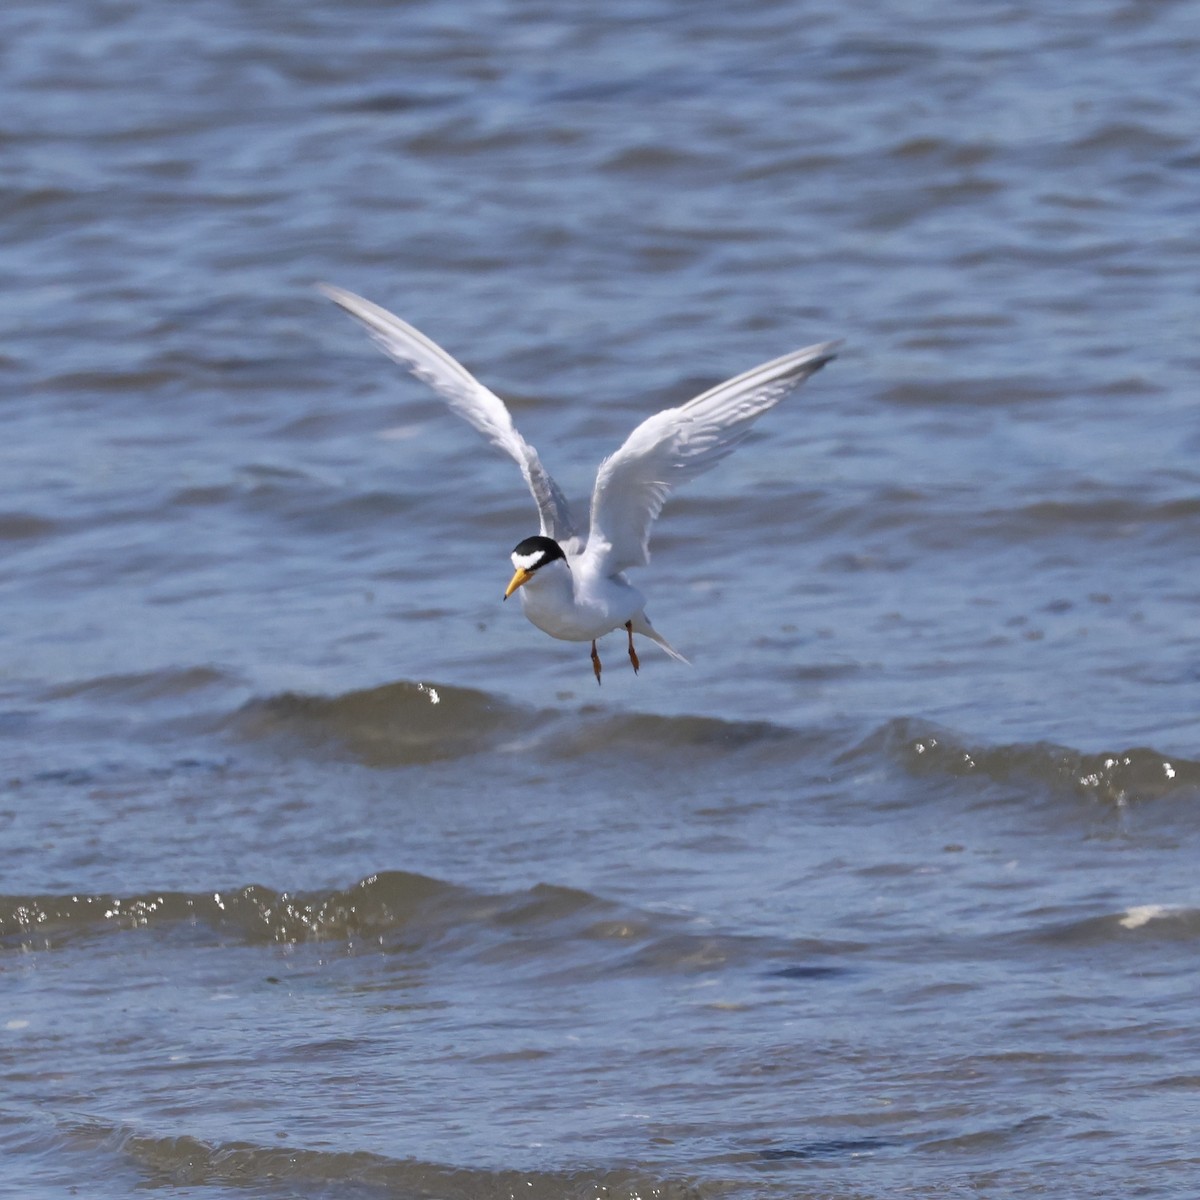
[632,617,690,665]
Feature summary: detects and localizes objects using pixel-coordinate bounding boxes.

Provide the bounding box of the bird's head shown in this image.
[504,536,567,599]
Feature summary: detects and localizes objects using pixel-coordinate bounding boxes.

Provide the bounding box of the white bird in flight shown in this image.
[322,285,838,684]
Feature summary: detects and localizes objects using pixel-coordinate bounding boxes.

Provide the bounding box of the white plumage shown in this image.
[321,284,838,683]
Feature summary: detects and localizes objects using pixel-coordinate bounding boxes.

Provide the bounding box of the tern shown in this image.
[322,286,838,684]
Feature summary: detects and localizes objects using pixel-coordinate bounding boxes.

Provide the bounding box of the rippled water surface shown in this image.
[4,1,1200,1197]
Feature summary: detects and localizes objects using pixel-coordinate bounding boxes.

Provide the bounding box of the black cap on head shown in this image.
[510,536,565,568]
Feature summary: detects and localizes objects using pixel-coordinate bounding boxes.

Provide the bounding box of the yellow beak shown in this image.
[504,566,534,600]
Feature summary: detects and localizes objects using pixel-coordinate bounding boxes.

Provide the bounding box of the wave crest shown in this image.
[865,718,1200,806]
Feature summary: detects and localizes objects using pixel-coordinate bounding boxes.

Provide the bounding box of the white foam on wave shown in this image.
[1119,904,1175,929]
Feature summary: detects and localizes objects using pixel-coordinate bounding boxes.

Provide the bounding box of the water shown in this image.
[3,0,1200,1196]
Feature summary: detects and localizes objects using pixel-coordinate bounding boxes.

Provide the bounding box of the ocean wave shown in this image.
[864,717,1200,806]
[1031,904,1200,947]
[32,664,1197,817]
[0,870,471,951]
[64,1119,708,1200]
[0,870,856,979]
[227,682,1199,812]
[229,680,537,765]
[227,678,818,767]
[41,665,234,705]
[539,710,805,760]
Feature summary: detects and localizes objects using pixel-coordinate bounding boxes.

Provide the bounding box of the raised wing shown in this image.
[320,285,578,545]
[582,340,839,576]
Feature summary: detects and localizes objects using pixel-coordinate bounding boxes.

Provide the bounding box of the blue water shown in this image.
[3,1,1200,1196]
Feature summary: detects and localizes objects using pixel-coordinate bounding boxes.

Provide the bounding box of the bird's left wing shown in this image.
[582,340,840,576]
[320,285,578,545]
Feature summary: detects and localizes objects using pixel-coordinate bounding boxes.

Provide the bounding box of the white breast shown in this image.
[516,557,645,643]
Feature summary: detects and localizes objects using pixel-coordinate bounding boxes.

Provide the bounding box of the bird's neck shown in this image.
[519,558,576,607]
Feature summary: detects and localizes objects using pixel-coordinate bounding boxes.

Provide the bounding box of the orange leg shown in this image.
[625,621,640,674]
[590,639,602,686]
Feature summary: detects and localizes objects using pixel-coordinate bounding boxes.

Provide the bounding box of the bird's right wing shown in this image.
[582,340,840,576]
[320,285,578,545]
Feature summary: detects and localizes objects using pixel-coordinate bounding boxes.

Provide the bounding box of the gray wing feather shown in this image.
[583,340,840,576]
[320,285,577,545]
